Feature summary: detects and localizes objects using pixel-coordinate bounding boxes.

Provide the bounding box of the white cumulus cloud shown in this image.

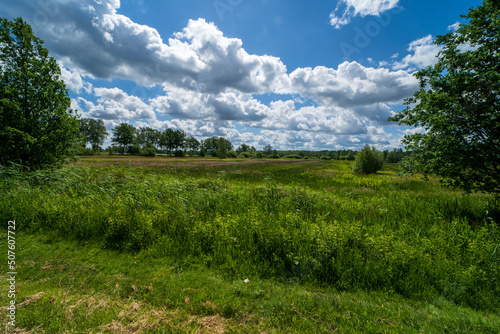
[330,0,401,29]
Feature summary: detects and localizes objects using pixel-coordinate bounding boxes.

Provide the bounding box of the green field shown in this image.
[1,156,499,333]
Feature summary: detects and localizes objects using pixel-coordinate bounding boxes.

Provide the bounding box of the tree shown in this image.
[112,123,136,153]
[172,129,186,153]
[79,118,108,152]
[216,137,228,159]
[0,17,79,168]
[352,145,384,175]
[389,0,500,194]
[236,143,250,154]
[185,136,200,156]
[137,127,160,149]
[159,128,185,156]
[263,144,273,157]
[201,136,233,156]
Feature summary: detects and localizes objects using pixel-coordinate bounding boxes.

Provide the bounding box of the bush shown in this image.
[270,150,280,159]
[227,150,237,158]
[199,149,205,157]
[352,145,384,175]
[107,147,113,156]
[77,147,95,156]
[320,156,331,160]
[284,154,302,159]
[127,144,141,155]
[255,152,263,158]
[141,147,156,157]
[238,152,252,158]
[174,150,184,157]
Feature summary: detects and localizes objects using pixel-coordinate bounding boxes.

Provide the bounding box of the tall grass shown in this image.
[1,160,499,311]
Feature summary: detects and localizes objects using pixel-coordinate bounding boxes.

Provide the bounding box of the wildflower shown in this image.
[244,278,249,283]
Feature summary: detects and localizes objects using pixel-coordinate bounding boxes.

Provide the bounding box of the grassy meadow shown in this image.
[1,155,499,333]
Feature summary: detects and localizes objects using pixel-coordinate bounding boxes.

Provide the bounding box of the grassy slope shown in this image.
[1,156,499,333]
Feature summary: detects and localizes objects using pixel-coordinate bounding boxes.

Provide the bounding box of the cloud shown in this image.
[1,0,418,150]
[392,35,442,70]
[330,0,400,29]
[60,66,93,94]
[75,87,156,120]
[6,0,289,95]
[290,61,418,110]
[448,22,460,31]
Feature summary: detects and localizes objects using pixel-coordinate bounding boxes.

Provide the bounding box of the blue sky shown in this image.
[0,0,483,150]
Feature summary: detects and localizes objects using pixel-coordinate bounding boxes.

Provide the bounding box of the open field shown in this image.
[1,156,499,333]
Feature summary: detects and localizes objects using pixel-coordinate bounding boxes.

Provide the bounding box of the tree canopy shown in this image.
[389,0,500,195]
[0,17,79,168]
[79,118,108,152]
[112,123,136,153]
[352,145,384,175]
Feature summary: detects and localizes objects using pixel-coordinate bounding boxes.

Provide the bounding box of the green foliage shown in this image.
[137,127,161,149]
[262,144,273,157]
[353,145,384,175]
[389,0,500,195]
[284,154,302,159]
[140,147,156,157]
[0,17,79,168]
[185,136,200,156]
[216,137,228,159]
[77,147,95,156]
[112,123,136,153]
[201,136,233,157]
[159,128,186,156]
[79,118,108,152]
[127,144,141,155]
[238,152,252,158]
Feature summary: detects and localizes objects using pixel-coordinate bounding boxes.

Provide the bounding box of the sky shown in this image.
[0,0,483,150]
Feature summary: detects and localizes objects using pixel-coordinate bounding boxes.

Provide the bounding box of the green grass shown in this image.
[1,157,499,333]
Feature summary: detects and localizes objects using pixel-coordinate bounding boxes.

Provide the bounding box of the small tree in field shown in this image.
[0,18,79,168]
[353,145,384,175]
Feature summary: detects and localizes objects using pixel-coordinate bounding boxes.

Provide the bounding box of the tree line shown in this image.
[77,118,407,163]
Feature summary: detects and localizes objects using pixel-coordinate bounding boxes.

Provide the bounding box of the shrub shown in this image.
[270,150,280,159]
[227,150,237,158]
[141,147,156,157]
[238,152,252,158]
[284,154,302,159]
[352,145,384,174]
[174,150,184,157]
[77,147,95,156]
[320,156,331,160]
[127,144,141,155]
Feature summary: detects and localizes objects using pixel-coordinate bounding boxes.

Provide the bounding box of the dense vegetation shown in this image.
[0,18,79,168]
[389,0,500,195]
[1,157,499,332]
